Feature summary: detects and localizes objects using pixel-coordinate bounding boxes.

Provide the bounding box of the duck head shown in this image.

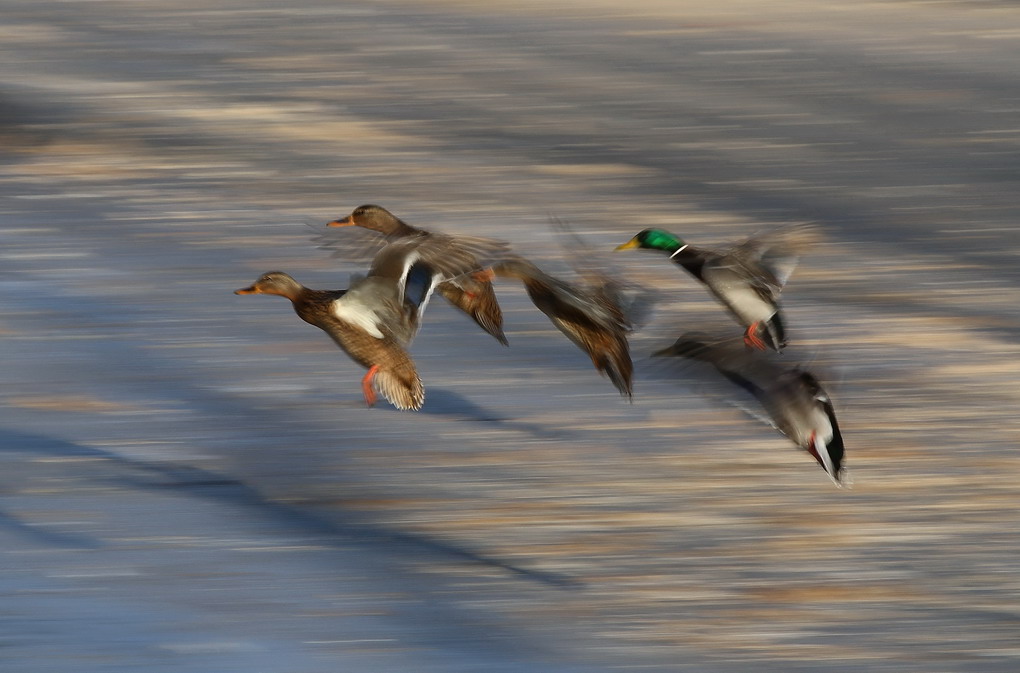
[327,204,400,233]
[235,271,303,300]
[615,228,686,253]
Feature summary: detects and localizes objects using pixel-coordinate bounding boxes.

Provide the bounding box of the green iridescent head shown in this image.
[615,229,685,253]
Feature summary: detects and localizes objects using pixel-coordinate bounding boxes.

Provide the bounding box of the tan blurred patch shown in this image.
[7,394,140,413]
[873,89,976,105]
[170,104,419,146]
[0,24,72,43]
[748,584,922,603]
[11,140,161,181]
[532,163,655,177]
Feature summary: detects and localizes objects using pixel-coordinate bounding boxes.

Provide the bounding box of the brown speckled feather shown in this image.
[437,276,507,346]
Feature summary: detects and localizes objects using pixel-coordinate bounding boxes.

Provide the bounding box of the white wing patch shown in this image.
[332,297,385,339]
[395,249,421,301]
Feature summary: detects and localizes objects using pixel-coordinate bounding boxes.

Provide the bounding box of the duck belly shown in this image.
[704,268,775,326]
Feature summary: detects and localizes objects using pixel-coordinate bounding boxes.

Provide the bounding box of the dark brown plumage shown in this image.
[493,256,636,398]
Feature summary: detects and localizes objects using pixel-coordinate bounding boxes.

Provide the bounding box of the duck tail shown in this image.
[372,359,425,411]
[762,310,787,351]
[820,396,847,487]
[464,281,508,346]
[585,330,634,399]
[600,348,634,400]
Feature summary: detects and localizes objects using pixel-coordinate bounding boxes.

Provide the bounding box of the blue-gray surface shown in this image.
[2,1,1020,671]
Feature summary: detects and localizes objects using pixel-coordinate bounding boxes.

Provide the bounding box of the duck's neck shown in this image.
[667,245,705,280]
[290,286,329,324]
[372,216,420,237]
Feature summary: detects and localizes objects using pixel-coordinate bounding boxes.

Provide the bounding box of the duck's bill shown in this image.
[614,238,640,251]
[326,216,354,227]
[234,286,259,295]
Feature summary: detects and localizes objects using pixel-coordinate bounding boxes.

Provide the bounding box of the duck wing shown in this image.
[727,223,818,291]
[653,333,845,485]
[437,278,508,345]
[549,217,657,329]
[494,256,634,397]
[311,223,395,264]
[369,233,512,281]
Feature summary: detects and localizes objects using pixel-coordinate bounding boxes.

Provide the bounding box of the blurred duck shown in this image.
[616,225,816,352]
[236,238,485,411]
[494,256,634,398]
[491,219,655,399]
[654,334,846,486]
[325,204,510,346]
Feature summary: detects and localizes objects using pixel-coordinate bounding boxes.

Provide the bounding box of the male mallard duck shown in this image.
[492,253,646,399]
[325,204,510,346]
[655,334,846,486]
[236,238,484,410]
[616,225,816,352]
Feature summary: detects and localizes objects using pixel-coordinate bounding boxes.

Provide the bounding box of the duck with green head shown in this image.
[616,225,816,352]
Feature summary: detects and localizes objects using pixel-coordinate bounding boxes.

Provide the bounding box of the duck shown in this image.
[616,224,816,352]
[654,334,846,486]
[324,204,510,346]
[492,253,646,399]
[235,238,484,410]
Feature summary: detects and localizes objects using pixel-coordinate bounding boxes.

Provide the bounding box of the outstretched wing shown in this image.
[727,223,819,290]
[369,233,513,283]
[549,217,657,329]
[310,222,393,264]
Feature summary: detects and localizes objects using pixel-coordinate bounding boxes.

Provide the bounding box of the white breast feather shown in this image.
[706,272,773,322]
[332,298,385,339]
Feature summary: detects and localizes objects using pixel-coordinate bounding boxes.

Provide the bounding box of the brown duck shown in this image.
[492,253,646,399]
[236,238,485,410]
[326,204,509,346]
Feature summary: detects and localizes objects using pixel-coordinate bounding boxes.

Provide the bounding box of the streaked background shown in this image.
[2,1,1019,671]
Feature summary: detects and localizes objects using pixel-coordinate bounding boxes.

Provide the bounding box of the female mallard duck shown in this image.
[326,204,510,346]
[655,334,846,486]
[616,225,815,352]
[492,254,644,399]
[236,238,484,410]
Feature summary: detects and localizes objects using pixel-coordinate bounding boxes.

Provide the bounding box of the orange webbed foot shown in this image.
[743,322,767,351]
[361,365,379,408]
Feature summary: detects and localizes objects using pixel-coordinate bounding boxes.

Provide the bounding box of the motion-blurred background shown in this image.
[2,1,1019,671]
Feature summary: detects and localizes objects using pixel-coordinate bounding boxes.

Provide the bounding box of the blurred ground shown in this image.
[2,0,1020,671]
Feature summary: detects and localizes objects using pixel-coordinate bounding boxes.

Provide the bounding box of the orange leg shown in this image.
[361,365,379,408]
[743,322,767,350]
